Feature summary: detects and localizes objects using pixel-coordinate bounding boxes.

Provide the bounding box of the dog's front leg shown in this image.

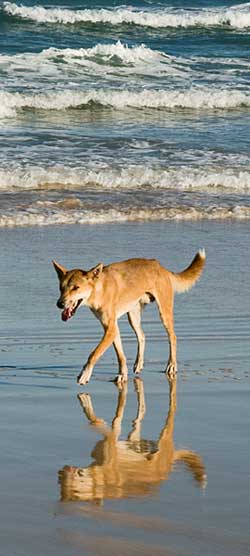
[77,321,116,385]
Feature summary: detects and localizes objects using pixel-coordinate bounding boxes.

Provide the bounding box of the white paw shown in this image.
[77,367,92,385]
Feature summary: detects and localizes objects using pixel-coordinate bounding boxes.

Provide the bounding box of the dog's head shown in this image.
[52,261,103,322]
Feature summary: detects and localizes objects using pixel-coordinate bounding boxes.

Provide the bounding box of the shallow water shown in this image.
[0,221,249,556]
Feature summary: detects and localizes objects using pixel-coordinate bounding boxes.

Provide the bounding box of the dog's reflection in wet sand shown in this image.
[59,378,206,504]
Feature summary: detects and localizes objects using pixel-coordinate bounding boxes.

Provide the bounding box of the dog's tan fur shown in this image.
[58,378,206,503]
[53,250,205,385]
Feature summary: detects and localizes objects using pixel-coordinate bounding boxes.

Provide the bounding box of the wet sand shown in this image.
[0,221,250,556]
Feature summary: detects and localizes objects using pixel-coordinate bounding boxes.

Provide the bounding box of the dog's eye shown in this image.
[72,285,80,291]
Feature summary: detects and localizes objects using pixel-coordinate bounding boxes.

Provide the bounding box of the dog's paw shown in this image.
[77,367,92,385]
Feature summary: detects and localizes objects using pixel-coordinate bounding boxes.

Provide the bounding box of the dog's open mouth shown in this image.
[62,299,83,322]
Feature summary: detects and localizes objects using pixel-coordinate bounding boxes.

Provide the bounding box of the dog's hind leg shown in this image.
[127,304,145,374]
[113,327,128,385]
[155,293,177,378]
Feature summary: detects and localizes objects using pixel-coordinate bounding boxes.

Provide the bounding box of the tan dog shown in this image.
[59,378,206,503]
[53,250,205,385]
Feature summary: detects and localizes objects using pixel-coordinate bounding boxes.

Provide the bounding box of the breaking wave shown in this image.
[1,165,250,193]
[1,43,249,84]
[3,2,250,29]
[44,41,171,66]
[1,87,250,118]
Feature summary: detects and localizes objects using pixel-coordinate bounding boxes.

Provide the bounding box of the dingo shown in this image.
[53,250,205,385]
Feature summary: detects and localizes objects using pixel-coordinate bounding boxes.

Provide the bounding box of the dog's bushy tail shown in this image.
[170,249,206,293]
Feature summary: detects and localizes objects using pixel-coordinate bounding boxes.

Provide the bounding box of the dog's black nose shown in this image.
[57,299,64,309]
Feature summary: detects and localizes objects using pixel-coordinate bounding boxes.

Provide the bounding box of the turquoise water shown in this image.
[1,0,250,225]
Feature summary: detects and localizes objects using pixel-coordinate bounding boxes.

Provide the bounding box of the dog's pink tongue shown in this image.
[62,308,72,322]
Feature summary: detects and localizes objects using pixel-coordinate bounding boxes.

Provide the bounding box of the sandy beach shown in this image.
[0,220,250,556]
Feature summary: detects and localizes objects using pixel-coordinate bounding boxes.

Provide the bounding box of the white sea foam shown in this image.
[4,2,250,29]
[1,165,250,193]
[0,41,184,83]
[1,86,250,119]
[50,41,168,66]
[1,205,250,228]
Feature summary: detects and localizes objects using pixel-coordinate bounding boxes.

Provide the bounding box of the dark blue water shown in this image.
[1,0,250,226]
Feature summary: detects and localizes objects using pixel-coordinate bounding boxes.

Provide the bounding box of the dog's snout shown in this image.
[57,299,64,309]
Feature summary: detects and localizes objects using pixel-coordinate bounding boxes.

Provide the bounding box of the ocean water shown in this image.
[1,0,250,226]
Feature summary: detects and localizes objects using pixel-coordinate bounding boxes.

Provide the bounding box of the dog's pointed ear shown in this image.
[90,263,103,279]
[52,260,68,279]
